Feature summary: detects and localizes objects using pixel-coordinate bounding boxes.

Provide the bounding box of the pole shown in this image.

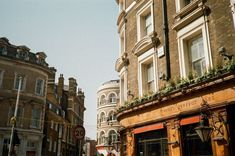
[8,76,22,156]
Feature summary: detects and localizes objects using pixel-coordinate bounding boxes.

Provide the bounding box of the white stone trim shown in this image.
[138,48,157,96]
[177,16,212,77]
[136,0,154,41]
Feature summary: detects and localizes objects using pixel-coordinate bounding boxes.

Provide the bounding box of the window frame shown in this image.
[138,48,157,96]
[136,0,154,41]
[177,17,212,78]
[109,93,117,103]
[30,108,41,129]
[35,78,45,96]
[0,69,4,88]
[14,74,26,91]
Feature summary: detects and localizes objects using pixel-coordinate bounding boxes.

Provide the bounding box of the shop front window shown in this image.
[181,123,212,156]
[136,130,168,156]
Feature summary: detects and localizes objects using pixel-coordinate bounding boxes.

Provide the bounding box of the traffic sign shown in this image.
[73,125,85,140]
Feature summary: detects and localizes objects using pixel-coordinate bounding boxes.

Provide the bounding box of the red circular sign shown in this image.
[73,125,85,140]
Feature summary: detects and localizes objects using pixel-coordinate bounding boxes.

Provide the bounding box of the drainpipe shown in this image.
[162,0,171,80]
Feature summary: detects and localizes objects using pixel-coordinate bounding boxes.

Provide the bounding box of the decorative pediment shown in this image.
[173,0,209,31]
[132,32,159,57]
[115,52,129,72]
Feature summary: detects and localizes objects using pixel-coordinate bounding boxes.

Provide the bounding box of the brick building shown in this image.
[114,0,235,156]
[42,74,86,156]
[0,37,54,156]
[0,37,86,156]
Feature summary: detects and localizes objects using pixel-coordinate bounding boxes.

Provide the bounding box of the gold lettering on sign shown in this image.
[161,98,200,116]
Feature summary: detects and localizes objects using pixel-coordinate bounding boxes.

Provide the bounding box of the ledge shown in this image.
[132,32,159,57]
[115,52,129,72]
[172,0,209,31]
[117,71,235,120]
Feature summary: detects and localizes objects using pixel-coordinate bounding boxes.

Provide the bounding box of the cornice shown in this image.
[132,32,159,57]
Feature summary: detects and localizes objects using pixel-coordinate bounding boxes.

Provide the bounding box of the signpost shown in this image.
[73,125,85,156]
[73,125,85,140]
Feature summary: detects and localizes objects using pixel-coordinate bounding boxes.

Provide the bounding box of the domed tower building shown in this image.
[96,80,121,156]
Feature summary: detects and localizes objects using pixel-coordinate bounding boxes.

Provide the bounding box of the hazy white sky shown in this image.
[0,0,119,139]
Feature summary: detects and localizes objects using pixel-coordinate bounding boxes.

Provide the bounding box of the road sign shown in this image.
[73,125,85,140]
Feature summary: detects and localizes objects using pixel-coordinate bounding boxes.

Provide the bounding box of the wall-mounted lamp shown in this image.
[219,47,233,61]
[195,98,229,143]
[195,115,213,142]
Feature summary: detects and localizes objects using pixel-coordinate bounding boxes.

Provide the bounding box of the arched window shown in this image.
[100,95,106,105]
[108,130,117,144]
[100,131,105,144]
[109,93,116,103]
[100,112,106,123]
[108,111,116,121]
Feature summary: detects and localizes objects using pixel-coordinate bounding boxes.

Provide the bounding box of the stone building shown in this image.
[114,0,235,156]
[0,37,54,156]
[0,37,86,156]
[96,80,121,156]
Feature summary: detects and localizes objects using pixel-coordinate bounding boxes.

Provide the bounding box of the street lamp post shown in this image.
[8,76,22,156]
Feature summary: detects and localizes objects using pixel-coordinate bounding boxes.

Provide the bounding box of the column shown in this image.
[167,120,181,156]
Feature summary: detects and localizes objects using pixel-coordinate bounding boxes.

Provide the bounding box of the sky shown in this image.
[0,0,119,139]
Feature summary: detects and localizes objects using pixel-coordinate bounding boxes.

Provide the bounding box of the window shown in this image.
[230,0,235,28]
[53,141,57,152]
[137,1,153,41]
[175,0,194,11]
[177,17,212,78]
[100,112,106,123]
[120,68,128,106]
[182,123,212,156]
[109,130,117,144]
[109,93,117,103]
[0,45,7,55]
[35,78,44,96]
[145,13,152,36]
[27,141,36,148]
[138,48,157,96]
[0,69,4,87]
[14,74,26,91]
[108,111,117,121]
[100,131,105,144]
[100,95,106,105]
[31,108,41,128]
[189,35,205,76]
[136,130,168,156]
[51,120,54,129]
[120,30,125,54]
[49,137,52,151]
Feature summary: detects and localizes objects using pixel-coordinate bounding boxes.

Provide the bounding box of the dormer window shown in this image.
[36,52,47,65]
[0,45,7,55]
[16,46,30,61]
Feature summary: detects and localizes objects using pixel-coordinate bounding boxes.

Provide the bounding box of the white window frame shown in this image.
[99,94,106,106]
[35,78,45,96]
[177,16,212,78]
[138,48,157,96]
[231,0,235,28]
[108,93,117,103]
[119,27,125,55]
[136,0,154,41]
[119,67,127,106]
[175,0,194,12]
